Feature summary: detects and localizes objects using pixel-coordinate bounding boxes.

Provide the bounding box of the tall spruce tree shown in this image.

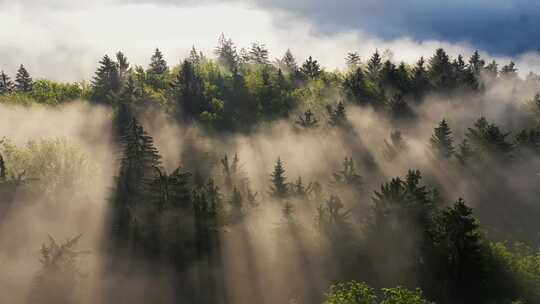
[430,119,455,159]
[367,50,382,82]
[148,48,168,75]
[429,48,456,90]
[215,33,239,71]
[173,59,207,121]
[270,157,288,199]
[249,42,270,65]
[300,56,321,79]
[15,64,33,92]
[345,52,361,67]
[0,71,13,94]
[281,49,298,74]
[91,55,120,104]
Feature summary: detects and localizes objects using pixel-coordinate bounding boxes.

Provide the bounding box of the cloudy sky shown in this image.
[1,0,540,81]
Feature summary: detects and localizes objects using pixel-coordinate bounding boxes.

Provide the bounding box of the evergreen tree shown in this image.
[269,157,288,198]
[172,59,207,121]
[215,33,239,71]
[295,109,319,129]
[468,50,485,76]
[429,119,455,159]
[367,50,382,82]
[15,64,33,92]
[465,117,514,160]
[484,60,499,78]
[281,49,298,74]
[429,48,456,91]
[430,198,484,302]
[345,52,361,67]
[411,57,431,100]
[343,67,373,105]
[188,45,205,65]
[327,101,347,127]
[0,71,13,94]
[148,48,168,75]
[332,157,363,193]
[249,42,270,65]
[300,56,321,79]
[91,55,120,103]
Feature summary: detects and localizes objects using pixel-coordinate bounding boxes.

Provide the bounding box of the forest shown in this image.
[1,34,540,304]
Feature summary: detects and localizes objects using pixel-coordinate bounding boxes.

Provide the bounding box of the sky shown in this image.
[1,0,540,81]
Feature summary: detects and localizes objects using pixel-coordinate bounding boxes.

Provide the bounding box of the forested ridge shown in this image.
[2,35,540,304]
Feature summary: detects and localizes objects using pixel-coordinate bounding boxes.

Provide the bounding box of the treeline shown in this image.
[0,34,536,130]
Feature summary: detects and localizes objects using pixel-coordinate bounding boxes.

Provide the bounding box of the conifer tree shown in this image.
[332,157,363,193]
[295,109,319,128]
[148,48,168,75]
[430,119,455,159]
[343,67,373,105]
[249,42,270,65]
[15,64,33,92]
[465,117,514,160]
[411,57,431,100]
[430,198,484,302]
[173,59,207,121]
[0,153,5,182]
[215,33,239,71]
[281,49,298,74]
[300,56,321,79]
[345,52,361,67]
[0,71,13,94]
[468,50,485,76]
[188,45,205,65]
[367,50,382,82]
[270,157,288,198]
[429,48,456,90]
[91,55,120,103]
[500,62,517,78]
[327,102,347,127]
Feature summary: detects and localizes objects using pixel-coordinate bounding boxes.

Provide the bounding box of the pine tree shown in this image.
[366,50,382,82]
[281,49,298,73]
[465,117,514,160]
[295,109,319,128]
[429,48,456,90]
[269,157,288,198]
[468,50,485,76]
[430,119,455,159]
[188,45,205,65]
[387,93,415,121]
[300,56,321,79]
[15,64,33,92]
[343,67,373,105]
[0,71,13,94]
[332,157,363,193]
[327,102,347,127]
[91,55,120,104]
[148,48,168,75]
[116,51,130,82]
[215,33,238,71]
[249,42,269,65]
[430,198,484,302]
[173,60,207,121]
[345,52,361,67]
[411,57,431,100]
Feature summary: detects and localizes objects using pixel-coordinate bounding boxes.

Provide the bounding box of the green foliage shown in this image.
[323,281,376,304]
[465,117,514,161]
[270,157,288,199]
[30,80,82,104]
[323,281,431,304]
[429,119,455,159]
[15,64,33,92]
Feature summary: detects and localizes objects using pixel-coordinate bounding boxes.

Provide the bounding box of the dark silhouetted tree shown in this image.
[91,55,120,103]
[430,119,455,159]
[295,109,319,128]
[270,157,288,199]
[0,71,13,94]
[15,64,33,92]
[300,56,321,79]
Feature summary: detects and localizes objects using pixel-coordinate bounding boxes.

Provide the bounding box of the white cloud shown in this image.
[0,1,538,81]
